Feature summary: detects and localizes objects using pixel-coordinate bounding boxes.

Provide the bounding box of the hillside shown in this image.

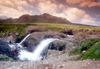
[0,13,71,24]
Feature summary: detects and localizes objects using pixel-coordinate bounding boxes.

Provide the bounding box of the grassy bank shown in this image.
[0,22,100,38]
[0,54,14,61]
[69,38,100,60]
[0,23,27,38]
[1,23,100,31]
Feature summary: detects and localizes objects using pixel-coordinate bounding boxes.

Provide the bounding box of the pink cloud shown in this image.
[66,0,100,7]
[0,0,99,26]
[38,1,57,14]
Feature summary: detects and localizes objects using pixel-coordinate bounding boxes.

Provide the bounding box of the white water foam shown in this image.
[18,38,59,61]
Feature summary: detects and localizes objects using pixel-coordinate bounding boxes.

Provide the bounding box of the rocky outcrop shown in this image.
[21,31,77,52]
[17,13,71,24]
[0,38,19,60]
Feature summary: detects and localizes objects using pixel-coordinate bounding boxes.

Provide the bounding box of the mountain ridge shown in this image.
[0,13,71,24]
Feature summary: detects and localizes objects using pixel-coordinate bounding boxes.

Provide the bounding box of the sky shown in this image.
[0,0,100,26]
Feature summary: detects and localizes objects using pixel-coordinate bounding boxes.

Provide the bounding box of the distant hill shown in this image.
[0,16,8,20]
[0,13,71,24]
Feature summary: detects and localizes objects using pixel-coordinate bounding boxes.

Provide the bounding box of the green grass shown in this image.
[32,23,100,31]
[80,38,100,52]
[1,23,100,32]
[0,54,14,61]
[81,41,100,60]
[69,38,100,55]
[0,23,27,38]
[69,47,80,55]
[69,38,100,60]
[0,23,100,38]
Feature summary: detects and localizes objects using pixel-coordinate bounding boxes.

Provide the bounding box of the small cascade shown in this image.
[8,34,30,48]
[19,34,30,45]
[18,38,59,61]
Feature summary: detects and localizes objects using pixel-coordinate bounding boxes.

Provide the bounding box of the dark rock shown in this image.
[60,29,73,35]
[0,38,19,60]
[23,39,37,52]
[59,34,66,38]
[28,29,42,33]
[44,35,54,39]
[49,41,66,51]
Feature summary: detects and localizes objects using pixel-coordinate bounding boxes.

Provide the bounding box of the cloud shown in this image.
[64,8,96,25]
[38,1,57,14]
[80,14,96,25]
[96,15,100,18]
[0,0,33,18]
[56,7,96,25]
[66,0,100,7]
[38,1,96,25]
[0,5,31,18]
[37,0,96,25]
[0,0,31,9]
[0,0,99,26]
[63,8,86,22]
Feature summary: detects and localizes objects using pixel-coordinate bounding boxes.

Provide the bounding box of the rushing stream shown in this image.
[18,38,59,61]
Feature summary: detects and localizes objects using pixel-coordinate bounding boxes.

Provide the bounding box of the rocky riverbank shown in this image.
[0,27,100,69]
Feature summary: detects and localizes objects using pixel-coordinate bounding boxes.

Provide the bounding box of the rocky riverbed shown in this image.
[0,54,100,69]
[0,29,100,69]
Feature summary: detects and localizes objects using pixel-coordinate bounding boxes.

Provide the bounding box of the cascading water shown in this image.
[18,38,59,61]
[8,34,30,49]
[19,34,30,45]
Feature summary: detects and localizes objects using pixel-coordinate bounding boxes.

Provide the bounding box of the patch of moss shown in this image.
[69,38,100,60]
[0,54,15,61]
[79,38,100,53]
[0,24,28,38]
[69,47,80,55]
[81,41,100,60]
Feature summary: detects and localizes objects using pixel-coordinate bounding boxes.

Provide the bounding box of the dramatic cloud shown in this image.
[0,0,33,18]
[0,0,100,26]
[63,8,96,25]
[38,1,57,14]
[0,5,31,18]
[63,8,85,22]
[66,0,100,7]
[80,14,96,25]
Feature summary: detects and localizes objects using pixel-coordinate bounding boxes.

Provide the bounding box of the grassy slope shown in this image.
[0,22,100,37]
[69,38,100,60]
[0,23,27,38]
[27,23,100,31]
[1,23,100,31]
[81,41,100,60]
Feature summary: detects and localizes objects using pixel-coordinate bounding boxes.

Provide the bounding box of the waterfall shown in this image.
[19,34,30,45]
[8,34,30,48]
[18,38,59,61]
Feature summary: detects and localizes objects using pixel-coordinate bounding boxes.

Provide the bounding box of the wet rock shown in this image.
[0,38,19,60]
[44,35,54,39]
[61,29,73,35]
